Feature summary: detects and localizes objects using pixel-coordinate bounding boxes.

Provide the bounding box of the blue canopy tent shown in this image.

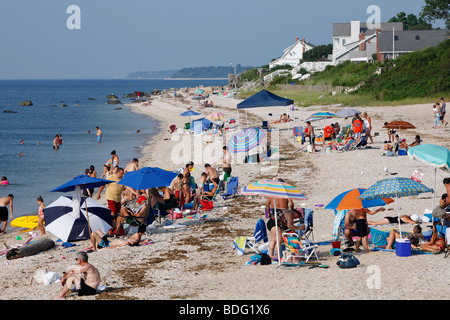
[236,90,293,109]
[236,90,294,128]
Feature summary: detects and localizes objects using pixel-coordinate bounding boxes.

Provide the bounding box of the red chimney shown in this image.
[302,38,306,53]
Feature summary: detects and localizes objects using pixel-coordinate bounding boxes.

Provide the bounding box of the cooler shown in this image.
[395,238,411,257]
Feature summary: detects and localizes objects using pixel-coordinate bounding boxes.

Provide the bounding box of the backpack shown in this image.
[336,253,360,268]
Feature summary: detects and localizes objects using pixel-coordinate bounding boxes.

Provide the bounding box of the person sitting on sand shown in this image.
[52,251,100,299]
[368,214,419,226]
[88,225,147,251]
[407,135,422,148]
[420,221,446,253]
[384,134,400,152]
[384,225,424,250]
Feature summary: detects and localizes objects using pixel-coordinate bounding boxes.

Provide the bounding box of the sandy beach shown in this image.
[0,87,449,302]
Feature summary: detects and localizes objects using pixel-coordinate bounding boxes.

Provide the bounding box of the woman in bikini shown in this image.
[37,195,45,235]
[420,221,446,253]
[88,225,147,251]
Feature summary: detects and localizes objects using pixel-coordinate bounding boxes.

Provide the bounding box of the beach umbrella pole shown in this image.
[273,201,281,265]
[396,191,402,238]
[433,167,437,209]
[82,186,93,239]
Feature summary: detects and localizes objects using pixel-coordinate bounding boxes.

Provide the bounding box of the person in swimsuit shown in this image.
[110,150,119,174]
[266,208,305,260]
[421,221,446,253]
[37,195,45,235]
[115,195,148,234]
[96,127,102,143]
[88,225,147,251]
[0,194,13,233]
[368,214,417,226]
[351,207,386,252]
[192,178,219,210]
[52,252,100,299]
[1,176,9,185]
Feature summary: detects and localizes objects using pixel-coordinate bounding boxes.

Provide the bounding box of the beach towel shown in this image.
[332,210,347,241]
[233,237,247,256]
[254,219,268,243]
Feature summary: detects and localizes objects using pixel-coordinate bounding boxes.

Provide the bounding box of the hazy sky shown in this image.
[0,0,443,79]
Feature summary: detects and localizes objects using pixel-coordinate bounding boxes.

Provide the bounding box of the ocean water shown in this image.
[0,79,227,221]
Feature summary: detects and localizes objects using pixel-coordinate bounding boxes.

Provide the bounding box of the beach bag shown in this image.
[336,253,360,268]
[200,199,213,210]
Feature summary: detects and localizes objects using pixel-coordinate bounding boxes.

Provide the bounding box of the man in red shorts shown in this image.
[97,167,125,227]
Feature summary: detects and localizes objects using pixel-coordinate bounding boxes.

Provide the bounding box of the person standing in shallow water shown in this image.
[96,127,102,143]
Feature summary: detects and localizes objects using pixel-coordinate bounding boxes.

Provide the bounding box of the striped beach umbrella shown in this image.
[240,179,307,265]
[359,177,433,237]
[239,179,307,200]
[227,127,266,153]
[43,196,112,242]
[336,108,361,118]
[206,112,225,121]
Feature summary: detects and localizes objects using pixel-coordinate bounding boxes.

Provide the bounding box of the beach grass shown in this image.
[237,89,448,107]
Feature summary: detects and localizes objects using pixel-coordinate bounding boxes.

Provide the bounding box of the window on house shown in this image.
[394,35,399,41]
[415,35,420,40]
[342,39,346,46]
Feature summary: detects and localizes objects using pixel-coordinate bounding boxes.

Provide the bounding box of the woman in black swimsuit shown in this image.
[368,215,417,226]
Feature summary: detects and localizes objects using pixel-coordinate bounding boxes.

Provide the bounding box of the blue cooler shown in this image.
[395,239,411,257]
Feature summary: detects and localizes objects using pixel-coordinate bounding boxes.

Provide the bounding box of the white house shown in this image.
[269,37,315,69]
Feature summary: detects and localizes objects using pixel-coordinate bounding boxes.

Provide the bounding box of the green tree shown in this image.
[420,0,450,29]
[388,11,433,30]
[300,44,333,62]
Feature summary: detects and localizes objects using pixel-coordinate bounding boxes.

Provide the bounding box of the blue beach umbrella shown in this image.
[180,110,201,117]
[194,89,205,94]
[359,177,433,236]
[117,167,178,190]
[227,127,266,153]
[408,144,450,208]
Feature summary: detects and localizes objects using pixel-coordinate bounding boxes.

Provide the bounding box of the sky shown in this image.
[0,0,445,79]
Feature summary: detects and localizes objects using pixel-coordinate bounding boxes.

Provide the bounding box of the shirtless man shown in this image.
[52,252,100,299]
[0,194,13,233]
[124,158,139,174]
[110,150,119,174]
[305,121,315,154]
[347,207,385,252]
[222,146,232,181]
[204,163,218,182]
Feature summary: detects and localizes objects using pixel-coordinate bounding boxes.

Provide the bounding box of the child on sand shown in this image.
[37,195,45,235]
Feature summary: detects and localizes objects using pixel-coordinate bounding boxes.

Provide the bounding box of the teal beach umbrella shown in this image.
[408,144,450,208]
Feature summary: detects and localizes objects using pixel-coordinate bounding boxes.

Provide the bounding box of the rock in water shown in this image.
[19,100,33,106]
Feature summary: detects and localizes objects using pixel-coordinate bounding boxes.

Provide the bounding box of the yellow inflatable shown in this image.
[10,215,39,231]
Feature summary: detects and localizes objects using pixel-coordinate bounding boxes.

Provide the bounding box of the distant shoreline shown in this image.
[125,78,229,80]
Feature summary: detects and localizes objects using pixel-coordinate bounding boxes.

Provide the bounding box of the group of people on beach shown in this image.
[432,97,447,128]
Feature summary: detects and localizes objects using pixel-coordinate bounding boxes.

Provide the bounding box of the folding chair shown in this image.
[221,176,239,200]
[297,208,314,241]
[122,202,151,235]
[293,126,304,143]
[280,233,319,266]
[436,225,449,258]
[233,219,268,255]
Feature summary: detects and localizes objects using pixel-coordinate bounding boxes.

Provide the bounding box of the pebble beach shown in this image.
[0,87,448,302]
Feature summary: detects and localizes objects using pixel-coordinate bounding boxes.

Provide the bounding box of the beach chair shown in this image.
[355,135,368,149]
[233,219,269,256]
[221,176,239,200]
[296,208,314,241]
[337,139,355,152]
[121,202,151,235]
[293,126,304,143]
[333,209,347,241]
[281,233,319,265]
[436,225,449,258]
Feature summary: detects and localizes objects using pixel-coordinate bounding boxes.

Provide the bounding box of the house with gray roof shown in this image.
[332,20,448,64]
[378,29,449,61]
